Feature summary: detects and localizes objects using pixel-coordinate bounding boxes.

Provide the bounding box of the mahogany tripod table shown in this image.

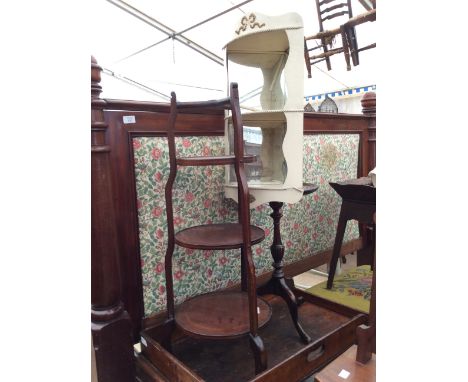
[326,177,375,290]
[326,177,376,363]
[257,183,319,344]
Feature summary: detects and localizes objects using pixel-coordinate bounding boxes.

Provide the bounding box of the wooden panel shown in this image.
[103,97,375,342]
[141,333,204,382]
[104,110,145,342]
[305,112,369,133]
[107,109,225,136]
[91,57,136,381]
[136,353,170,382]
[252,322,358,382]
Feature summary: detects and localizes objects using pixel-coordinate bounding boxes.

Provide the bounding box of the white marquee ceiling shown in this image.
[91,0,376,102]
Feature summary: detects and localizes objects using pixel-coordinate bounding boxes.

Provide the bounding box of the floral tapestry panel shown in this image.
[133,134,360,316]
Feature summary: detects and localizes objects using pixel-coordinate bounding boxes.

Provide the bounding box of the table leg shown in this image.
[356,223,376,363]
[257,201,311,344]
[326,204,349,289]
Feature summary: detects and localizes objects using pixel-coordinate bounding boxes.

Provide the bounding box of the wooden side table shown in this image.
[326,178,376,364]
[257,183,319,344]
[326,178,375,290]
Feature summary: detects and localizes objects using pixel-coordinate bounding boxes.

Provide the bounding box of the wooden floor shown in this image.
[314,345,375,382]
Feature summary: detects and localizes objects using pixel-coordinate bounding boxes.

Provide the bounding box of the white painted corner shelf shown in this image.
[224,12,305,207]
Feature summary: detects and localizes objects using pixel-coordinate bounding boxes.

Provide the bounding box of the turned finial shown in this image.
[361,91,376,115]
[91,56,103,99]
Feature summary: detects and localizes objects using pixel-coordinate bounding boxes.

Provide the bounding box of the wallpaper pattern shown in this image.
[133,134,360,316]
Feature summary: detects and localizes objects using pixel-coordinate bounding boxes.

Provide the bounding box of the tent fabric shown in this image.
[91,0,376,102]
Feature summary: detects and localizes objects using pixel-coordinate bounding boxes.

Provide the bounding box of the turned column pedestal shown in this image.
[91,56,135,382]
[257,183,318,344]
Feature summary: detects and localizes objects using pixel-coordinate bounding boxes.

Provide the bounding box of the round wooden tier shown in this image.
[175,292,272,340]
[175,223,265,250]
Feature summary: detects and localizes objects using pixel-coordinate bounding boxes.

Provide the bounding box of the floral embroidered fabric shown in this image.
[133,134,360,316]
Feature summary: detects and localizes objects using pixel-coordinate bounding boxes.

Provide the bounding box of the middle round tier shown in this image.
[175,292,272,339]
[175,223,265,250]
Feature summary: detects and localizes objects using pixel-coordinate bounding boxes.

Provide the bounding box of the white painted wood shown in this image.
[224,12,305,207]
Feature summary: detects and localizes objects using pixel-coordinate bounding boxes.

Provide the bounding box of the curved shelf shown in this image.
[175,223,265,250]
[177,154,257,166]
[175,292,272,340]
[303,182,319,196]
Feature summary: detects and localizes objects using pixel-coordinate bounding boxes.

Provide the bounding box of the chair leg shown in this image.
[327,205,349,289]
[340,25,351,71]
[347,26,360,66]
[321,38,332,71]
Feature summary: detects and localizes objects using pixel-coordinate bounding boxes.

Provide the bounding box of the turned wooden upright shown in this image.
[361,91,376,172]
[91,56,135,382]
[257,185,318,344]
[356,91,376,267]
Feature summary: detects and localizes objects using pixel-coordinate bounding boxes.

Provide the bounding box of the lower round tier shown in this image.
[175,291,272,340]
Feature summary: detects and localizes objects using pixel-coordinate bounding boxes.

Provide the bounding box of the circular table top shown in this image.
[176,292,272,340]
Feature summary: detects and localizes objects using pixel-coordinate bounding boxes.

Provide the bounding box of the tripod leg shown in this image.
[327,205,348,289]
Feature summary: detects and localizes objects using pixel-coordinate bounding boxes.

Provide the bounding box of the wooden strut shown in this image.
[304,9,376,41]
[308,47,345,60]
[304,7,376,77]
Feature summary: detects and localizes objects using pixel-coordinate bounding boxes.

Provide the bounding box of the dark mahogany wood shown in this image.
[357,92,376,266]
[91,56,135,382]
[177,154,257,166]
[175,292,272,339]
[175,223,265,250]
[258,199,311,344]
[104,98,224,116]
[326,178,375,290]
[361,92,376,172]
[135,352,170,382]
[138,292,367,382]
[140,334,204,382]
[164,83,268,373]
[355,213,376,364]
[256,183,319,344]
